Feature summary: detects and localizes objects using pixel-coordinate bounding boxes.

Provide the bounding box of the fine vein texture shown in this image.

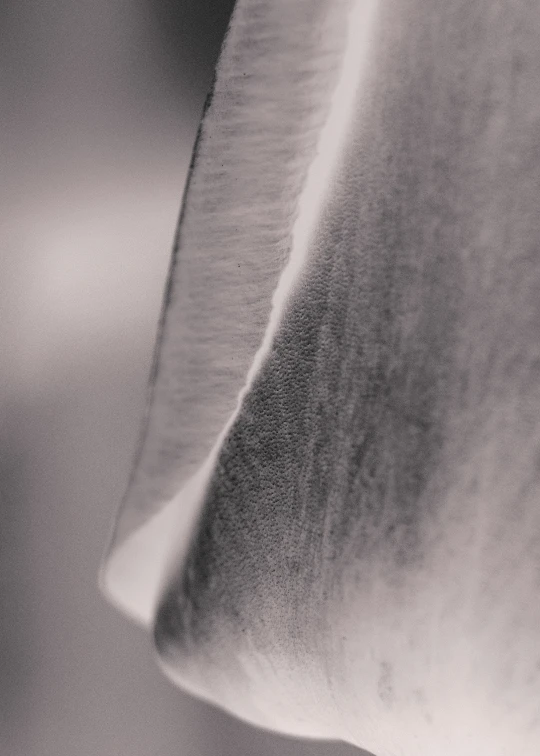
[103,0,540,754]
[101,0,354,623]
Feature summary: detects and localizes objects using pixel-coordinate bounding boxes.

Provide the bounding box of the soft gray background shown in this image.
[1,2,366,755]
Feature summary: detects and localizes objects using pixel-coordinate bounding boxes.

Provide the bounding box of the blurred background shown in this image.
[1,1,364,755]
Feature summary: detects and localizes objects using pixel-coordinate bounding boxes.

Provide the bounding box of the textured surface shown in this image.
[104,0,540,753]
[101,0,360,626]
[3,1,364,755]
[106,0,351,547]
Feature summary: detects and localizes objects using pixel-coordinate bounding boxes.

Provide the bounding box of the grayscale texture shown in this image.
[139,0,540,754]
[2,1,364,755]
[108,0,353,548]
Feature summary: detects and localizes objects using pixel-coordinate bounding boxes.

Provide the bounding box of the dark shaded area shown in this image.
[145,0,237,95]
[0,410,37,751]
